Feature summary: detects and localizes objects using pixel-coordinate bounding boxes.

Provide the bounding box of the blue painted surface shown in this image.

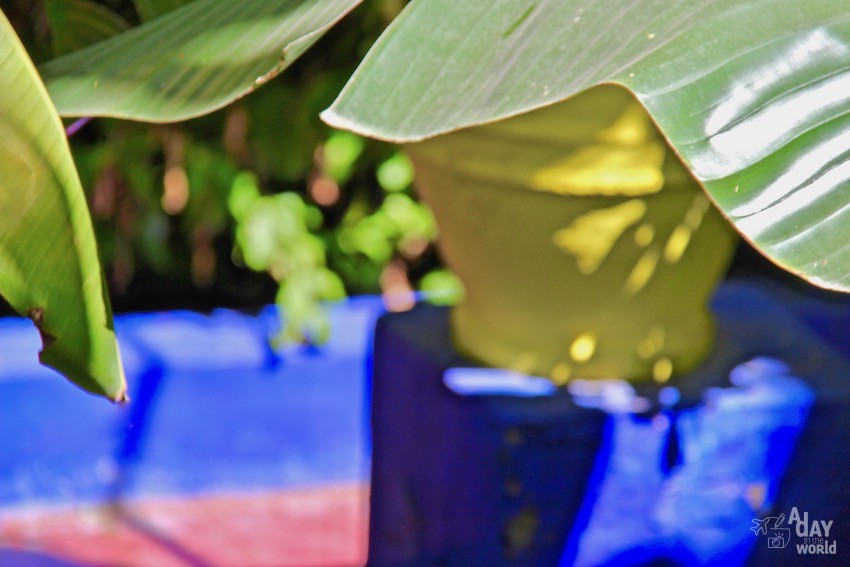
[439,355,816,564]
[566,359,814,567]
[367,280,850,566]
[3,280,850,567]
[0,297,385,507]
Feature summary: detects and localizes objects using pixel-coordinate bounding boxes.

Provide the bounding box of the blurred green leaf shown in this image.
[45,0,131,56]
[40,0,363,122]
[325,0,850,292]
[376,152,413,192]
[322,130,364,183]
[227,172,261,222]
[338,193,434,264]
[419,269,464,305]
[0,10,125,400]
[382,193,435,239]
[316,267,346,300]
[234,188,343,344]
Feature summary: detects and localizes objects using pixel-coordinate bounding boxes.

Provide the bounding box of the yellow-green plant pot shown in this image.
[406,86,737,384]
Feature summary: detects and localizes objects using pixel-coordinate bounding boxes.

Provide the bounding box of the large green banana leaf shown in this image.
[324,0,850,292]
[0,11,125,401]
[39,0,362,122]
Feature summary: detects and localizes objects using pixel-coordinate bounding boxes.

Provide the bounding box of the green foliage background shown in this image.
[3,0,458,343]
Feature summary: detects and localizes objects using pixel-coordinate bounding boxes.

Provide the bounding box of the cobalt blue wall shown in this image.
[0,298,384,508]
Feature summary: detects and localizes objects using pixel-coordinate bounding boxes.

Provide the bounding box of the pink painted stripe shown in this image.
[0,484,368,566]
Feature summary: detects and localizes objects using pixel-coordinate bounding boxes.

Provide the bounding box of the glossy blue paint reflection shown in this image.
[568,359,813,566]
[444,368,558,397]
[441,358,814,566]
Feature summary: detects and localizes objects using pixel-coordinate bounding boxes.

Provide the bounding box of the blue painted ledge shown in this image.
[0,297,385,508]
